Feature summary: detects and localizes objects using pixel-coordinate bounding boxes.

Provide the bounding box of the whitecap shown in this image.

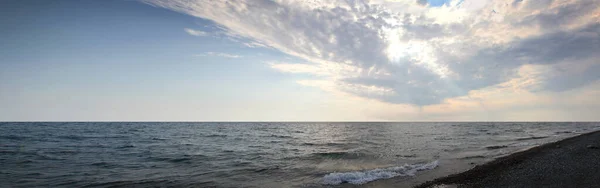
[322,160,439,185]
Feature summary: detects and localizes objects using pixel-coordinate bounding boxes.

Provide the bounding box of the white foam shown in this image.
[322,160,439,185]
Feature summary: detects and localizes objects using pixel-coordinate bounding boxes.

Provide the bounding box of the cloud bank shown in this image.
[145,0,600,106]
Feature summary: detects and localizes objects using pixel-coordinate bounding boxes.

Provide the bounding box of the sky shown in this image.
[0,0,599,121]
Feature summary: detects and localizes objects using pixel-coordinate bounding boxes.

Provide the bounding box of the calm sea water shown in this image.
[1,122,599,187]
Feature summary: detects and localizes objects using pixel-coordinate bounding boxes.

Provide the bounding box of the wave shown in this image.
[57,135,86,140]
[252,166,280,173]
[83,179,171,187]
[516,136,549,141]
[0,135,29,140]
[554,131,573,134]
[510,142,536,147]
[55,135,128,140]
[310,151,366,160]
[397,154,417,158]
[485,145,508,150]
[301,142,348,147]
[118,145,135,149]
[261,134,293,138]
[204,134,227,138]
[168,157,192,163]
[17,159,34,164]
[460,155,486,160]
[147,154,207,163]
[322,160,439,185]
[90,162,117,168]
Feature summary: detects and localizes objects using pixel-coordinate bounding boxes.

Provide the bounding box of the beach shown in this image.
[414,130,600,188]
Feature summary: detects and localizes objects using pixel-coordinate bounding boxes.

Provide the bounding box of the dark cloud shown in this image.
[518,0,598,31]
[450,23,600,94]
[339,23,600,105]
[542,63,600,92]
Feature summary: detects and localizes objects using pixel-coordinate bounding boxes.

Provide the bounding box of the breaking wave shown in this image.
[322,160,439,185]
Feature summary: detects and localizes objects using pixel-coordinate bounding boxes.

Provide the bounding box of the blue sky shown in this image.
[427,0,452,6]
[0,0,327,121]
[1,0,599,121]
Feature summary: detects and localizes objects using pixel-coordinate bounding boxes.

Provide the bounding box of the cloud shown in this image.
[196,52,242,58]
[145,0,600,106]
[416,0,429,6]
[184,28,208,36]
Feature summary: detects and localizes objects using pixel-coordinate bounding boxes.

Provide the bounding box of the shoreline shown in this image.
[414,130,600,188]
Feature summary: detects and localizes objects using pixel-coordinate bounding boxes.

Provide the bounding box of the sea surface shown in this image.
[1,122,599,187]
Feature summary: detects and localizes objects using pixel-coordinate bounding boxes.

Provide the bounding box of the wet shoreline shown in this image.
[415,130,600,188]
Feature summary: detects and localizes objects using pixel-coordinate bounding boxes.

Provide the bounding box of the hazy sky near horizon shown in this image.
[1,0,599,121]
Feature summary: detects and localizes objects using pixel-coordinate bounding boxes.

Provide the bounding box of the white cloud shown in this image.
[184,28,208,36]
[196,52,242,58]
[145,0,600,107]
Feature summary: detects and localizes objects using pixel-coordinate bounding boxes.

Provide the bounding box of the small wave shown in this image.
[84,179,171,187]
[57,135,86,140]
[396,154,417,158]
[45,150,78,154]
[150,157,192,163]
[460,155,486,160]
[301,142,347,147]
[485,145,508,150]
[168,157,192,163]
[147,155,206,163]
[253,166,280,173]
[26,172,43,176]
[248,145,267,149]
[311,151,365,159]
[56,135,127,141]
[0,150,18,154]
[91,162,114,167]
[434,137,453,141]
[205,134,227,138]
[33,152,65,161]
[554,131,573,134]
[118,145,135,149]
[261,134,292,138]
[17,159,34,164]
[322,160,439,185]
[516,136,548,141]
[510,142,536,147]
[1,135,29,140]
[506,129,524,133]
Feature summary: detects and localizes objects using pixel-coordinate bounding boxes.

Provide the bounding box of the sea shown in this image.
[1,122,599,187]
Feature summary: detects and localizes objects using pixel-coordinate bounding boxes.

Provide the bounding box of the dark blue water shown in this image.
[1,122,599,187]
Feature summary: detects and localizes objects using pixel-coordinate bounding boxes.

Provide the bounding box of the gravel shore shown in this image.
[415,130,600,188]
